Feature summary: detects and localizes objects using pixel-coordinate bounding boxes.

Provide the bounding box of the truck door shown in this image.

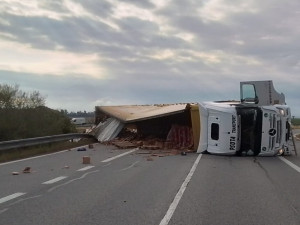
[240,80,285,106]
[208,115,220,151]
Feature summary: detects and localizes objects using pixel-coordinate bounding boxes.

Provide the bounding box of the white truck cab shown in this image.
[197,80,292,156]
[198,102,286,156]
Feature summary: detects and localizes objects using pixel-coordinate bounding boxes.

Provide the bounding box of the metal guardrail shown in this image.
[0,133,95,151]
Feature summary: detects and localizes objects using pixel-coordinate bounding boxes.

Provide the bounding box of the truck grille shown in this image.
[276,120,281,145]
[269,136,275,150]
[268,114,281,150]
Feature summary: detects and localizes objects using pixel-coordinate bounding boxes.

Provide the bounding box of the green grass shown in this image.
[0,138,97,163]
[292,118,300,126]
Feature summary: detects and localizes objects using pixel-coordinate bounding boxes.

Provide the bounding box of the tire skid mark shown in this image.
[8,195,42,206]
[119,160,140,172]
[254,157,300,216]
[47,170,99,193]
[102,162,111,167]
[0,208,9,215]
[0,195,42,215]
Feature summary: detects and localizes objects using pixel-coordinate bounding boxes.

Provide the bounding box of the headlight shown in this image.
[279,109,285,116]
[277,148,284,155]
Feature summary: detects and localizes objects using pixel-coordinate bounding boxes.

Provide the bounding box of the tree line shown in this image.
[0,84,76,141]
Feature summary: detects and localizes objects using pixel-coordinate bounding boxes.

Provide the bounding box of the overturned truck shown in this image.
[93,80,293,156]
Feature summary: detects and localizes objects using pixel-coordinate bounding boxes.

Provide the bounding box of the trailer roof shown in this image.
[95,103,193,123]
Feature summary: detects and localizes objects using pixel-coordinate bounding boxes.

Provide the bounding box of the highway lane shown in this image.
[168,130,300,225]
[169,154,300,225]
[0,145,198,225]
[0,143,135,197]
[0,140,300,225]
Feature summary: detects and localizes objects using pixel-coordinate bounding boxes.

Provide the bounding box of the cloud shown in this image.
[0,0,299,116]
[0,40,107,79]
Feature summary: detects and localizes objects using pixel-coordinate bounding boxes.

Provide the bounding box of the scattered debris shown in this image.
[63,166,70,169]
[142,145,160,150]
[137,151,152,154]
[12,172,19,175]
[111,140,138,149]
[181,151,187,156]
[82,156,91,164]
[146,156,154,161]
[77,147,87,151]
[88,144,94,149]
[151,153,166,157]
[23,167,31,173]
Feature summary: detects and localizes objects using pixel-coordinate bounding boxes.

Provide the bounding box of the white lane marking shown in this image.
[101,149,138,163]
[77,166,95,171]
[48,170,99,192]
[0,144,90,166]
[278,157,300,173]
[0,193,26,204]
[119,161,140,171]
[42,176,67,184]
[159,154,202,225]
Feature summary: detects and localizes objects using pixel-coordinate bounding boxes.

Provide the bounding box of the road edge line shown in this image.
[278,157,300,173]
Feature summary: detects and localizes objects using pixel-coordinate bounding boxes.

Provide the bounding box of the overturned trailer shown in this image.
[94,104,201,152]
[93,80,294,156]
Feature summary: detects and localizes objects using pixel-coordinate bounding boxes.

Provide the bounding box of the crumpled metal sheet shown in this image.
[93,118,124,142]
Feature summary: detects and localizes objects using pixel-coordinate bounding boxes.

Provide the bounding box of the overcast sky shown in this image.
[0,0,299,116]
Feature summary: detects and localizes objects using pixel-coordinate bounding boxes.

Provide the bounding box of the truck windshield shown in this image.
[236,107,262,155]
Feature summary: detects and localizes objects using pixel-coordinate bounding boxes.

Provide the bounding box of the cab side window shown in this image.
[211,123,219,140]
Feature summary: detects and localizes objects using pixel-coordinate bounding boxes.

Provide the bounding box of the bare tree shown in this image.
[0,84,45,109]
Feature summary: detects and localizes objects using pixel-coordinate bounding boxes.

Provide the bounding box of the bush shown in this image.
[0,106,76,141]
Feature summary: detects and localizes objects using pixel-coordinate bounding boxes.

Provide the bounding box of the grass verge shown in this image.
[292,118,300,126]
[0,138,97,163]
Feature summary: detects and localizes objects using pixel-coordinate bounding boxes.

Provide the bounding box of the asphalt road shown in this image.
[0,137,299,225]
